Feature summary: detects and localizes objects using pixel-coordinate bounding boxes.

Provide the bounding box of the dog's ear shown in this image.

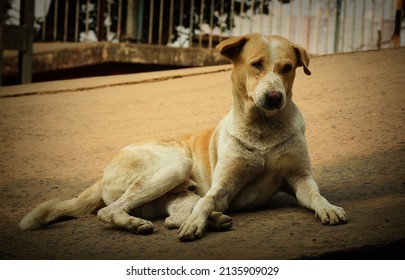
[292,43,311,76]
[216,36,249,62]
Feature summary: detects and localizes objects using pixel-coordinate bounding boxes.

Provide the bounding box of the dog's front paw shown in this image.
[178,215,207,241]
[315,204,347,225]
[208,211,233,231]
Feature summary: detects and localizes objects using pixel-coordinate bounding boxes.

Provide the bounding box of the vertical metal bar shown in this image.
[148,0,154,44]
[219,0,224,41]
[179,0,184,47]
[240,0,245,35]
[334,0,343,53]
[370,0,376,48]
[307,0,312,53]
[64,0,69,41]
[179,0,184,27]
[351,0,356,51]
[313,0,320,54]
[291,1,302,42]
[126,0,133,41]
[85,0,90,40]
[381,0,386,35]
[0,52,2,85]
[278,0,282,36]
[97,0,101,39]
[189,0,194,47]
[97,0,106,41]
[158,0,164,45]
[168,0,174,45]
[288,0,293,39]
[341,0,347,52]
[230,0,235,35]
[107,0,111,41]
[209,0,214,49]
[117,0,122,41]
[249,0,254,33]
[393,0,402,48]
[19,0,34,84]
[179,0,184,28]
[0,0,4,85]
[199,0,204,48]
[75,0,79,42]
[297,0,303,43]
[325,0,330,54]
[259,0,264,34]
[42,0,47,40]
[390,0,395,46]
[94,0,102,39]
[360,0,366,50]
[269,0,274,35]
[54,0,59,40]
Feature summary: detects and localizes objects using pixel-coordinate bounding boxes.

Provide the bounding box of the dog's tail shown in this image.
[19,180,104,230]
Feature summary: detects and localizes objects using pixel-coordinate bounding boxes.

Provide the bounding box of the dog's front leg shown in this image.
[178,157,262,241]
[289,174,347,225]
[177,185,238,241]
[177,194,217,241]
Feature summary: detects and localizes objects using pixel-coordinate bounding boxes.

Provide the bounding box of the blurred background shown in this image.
[1,0,404,85]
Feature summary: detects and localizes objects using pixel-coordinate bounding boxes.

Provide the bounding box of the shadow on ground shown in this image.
[1,146,404,259]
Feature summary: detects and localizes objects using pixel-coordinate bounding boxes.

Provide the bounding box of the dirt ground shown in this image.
[0,48,404,259]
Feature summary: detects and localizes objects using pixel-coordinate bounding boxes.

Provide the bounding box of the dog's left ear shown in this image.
[292,43,311,76]
[216,35,249,62]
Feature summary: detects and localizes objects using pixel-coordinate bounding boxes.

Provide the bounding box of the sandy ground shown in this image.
[0,48,404,259]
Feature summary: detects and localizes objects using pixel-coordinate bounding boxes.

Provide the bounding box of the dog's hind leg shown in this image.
[97,144,192,234]
[164,190,200,229]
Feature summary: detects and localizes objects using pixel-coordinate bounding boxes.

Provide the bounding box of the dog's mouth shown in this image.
[259,102,283,111]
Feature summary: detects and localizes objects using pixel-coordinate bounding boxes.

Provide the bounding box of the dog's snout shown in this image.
[263,91,283,110]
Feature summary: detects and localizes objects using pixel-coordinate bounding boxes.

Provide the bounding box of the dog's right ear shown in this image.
[216,36,249,62]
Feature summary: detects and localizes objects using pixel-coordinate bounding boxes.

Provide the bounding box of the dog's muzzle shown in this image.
[259,90,284,110]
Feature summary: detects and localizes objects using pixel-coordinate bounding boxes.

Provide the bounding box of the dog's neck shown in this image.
[225,86,297,152]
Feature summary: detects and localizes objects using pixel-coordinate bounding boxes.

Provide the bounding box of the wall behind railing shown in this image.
[4,0,405,55]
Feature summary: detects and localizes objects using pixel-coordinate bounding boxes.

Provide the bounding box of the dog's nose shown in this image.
[263,91,283,109]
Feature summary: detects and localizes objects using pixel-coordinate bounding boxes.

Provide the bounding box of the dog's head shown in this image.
[217,33,311,114]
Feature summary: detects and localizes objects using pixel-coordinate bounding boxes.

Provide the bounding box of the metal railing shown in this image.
[3,0,404,54]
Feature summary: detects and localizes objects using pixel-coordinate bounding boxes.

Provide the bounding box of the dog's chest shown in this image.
[229,171,282,211]
[229,125,308,210]
[228,147,290,211]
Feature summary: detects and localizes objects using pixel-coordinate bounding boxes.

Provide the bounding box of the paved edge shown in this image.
[0,64,233,98]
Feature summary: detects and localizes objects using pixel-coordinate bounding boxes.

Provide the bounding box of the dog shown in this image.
[19,33,347,241]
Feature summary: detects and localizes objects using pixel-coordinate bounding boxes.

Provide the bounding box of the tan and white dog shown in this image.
[20,34,347,241]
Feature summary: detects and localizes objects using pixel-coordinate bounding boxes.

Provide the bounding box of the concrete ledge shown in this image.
[3,42,228,76]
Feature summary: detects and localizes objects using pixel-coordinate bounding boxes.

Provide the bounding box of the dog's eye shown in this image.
[282,64,292,74]
[251,60,263,71]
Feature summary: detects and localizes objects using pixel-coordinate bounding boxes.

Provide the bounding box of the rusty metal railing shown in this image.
[1,0,403,85]
[3,1,404,53]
